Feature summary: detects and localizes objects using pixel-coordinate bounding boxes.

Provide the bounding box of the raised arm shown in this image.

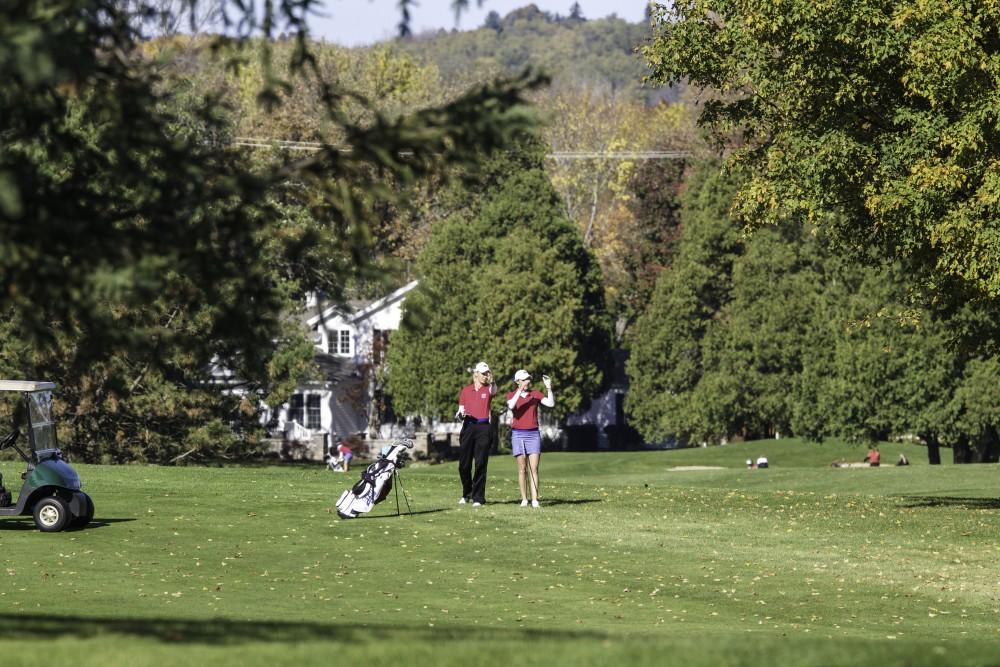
[507,390,524,410]
[541,375,554,407]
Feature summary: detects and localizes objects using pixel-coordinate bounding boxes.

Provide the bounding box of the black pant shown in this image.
[459,422,491,503]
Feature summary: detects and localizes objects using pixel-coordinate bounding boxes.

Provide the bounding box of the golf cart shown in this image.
[0,381,94,531]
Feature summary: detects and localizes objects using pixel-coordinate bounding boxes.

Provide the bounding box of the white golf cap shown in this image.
[474,361,491,374]
[513,369,531,381]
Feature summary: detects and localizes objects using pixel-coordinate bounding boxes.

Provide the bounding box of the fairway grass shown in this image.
[1,439,998,666]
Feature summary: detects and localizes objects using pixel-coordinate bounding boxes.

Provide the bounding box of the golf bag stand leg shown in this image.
[393,472,400,516]
[393,470,413,516]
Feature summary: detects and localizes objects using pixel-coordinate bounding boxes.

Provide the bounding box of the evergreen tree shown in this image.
[627,164,1000,457]
[483,10,503,33]
[625,163,742,444]
[702,224,826,440]
[387,137,611,422]
[793,265,917,445]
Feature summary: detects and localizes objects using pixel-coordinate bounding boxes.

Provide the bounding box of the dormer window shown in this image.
[327,329,351,355]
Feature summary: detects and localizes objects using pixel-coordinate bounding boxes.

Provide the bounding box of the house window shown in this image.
[326,330,351,355]
[289,394,304,425]
[306,394,322,429]
[290,394,322,429]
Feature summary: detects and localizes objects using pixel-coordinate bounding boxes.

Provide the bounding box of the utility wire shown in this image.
[548,151,691,160]
[232,137,692,160]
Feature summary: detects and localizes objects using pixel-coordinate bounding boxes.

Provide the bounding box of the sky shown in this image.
[308,0,651,47]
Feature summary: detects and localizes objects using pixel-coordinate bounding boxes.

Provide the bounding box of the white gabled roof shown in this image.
[0,381,56,392]
[305,280,419,328]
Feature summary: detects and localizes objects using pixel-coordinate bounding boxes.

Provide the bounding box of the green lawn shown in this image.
[1,439,998,666]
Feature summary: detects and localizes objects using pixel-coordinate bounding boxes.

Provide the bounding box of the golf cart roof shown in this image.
[0,381,56,392]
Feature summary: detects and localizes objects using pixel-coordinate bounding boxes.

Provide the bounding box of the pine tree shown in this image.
[483,10,503,32]
[387,138,611,422]
[625,163,743,444]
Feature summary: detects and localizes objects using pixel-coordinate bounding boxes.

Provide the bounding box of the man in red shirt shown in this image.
[506,369,554,508]
[456,361,496,506]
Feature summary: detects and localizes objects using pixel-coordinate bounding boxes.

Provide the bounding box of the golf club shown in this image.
[525,451,538,507]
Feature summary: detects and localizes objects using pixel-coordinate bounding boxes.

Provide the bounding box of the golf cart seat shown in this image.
[33,448,63,463]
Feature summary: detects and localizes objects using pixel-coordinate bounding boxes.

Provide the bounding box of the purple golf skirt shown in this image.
[511,429,541,456]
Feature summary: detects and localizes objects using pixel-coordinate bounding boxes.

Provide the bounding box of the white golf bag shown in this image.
[327,453,345,472]
[335,439,413,519]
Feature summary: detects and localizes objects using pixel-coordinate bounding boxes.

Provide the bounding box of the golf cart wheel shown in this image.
[33,496,70,532]
[71,493,95,529]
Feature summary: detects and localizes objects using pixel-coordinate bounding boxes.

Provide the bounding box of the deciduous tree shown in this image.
[644,0,1000,301]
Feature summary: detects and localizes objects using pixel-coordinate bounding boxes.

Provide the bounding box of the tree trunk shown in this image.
[980,427,1000,463]
[925,434,941,465]
[953,440,972,464]
[366,370,380,440]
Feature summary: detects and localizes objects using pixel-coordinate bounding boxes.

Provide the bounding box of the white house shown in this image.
[266,281,418,460]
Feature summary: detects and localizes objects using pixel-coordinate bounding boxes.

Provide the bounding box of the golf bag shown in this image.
[327,453,346,472]
[335,439,413,519]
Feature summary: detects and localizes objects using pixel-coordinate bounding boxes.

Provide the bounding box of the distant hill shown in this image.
[392,4,674,103]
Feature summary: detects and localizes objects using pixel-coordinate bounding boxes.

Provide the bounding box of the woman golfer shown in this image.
[506,370,554,508]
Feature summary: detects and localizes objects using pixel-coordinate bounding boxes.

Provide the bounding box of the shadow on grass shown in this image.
[0,613,611,645]
[74,517,137,530]
[343,499,602,516]
[895,496,1000,510]
[0,517,136,531]
[475,498,603,507]
[540,498,601,506]
[354,508,448,519]
[0,518,34,530]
